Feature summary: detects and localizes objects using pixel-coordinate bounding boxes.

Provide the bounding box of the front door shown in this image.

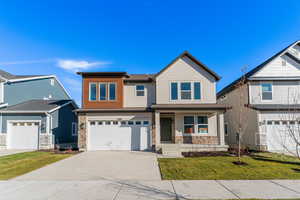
[160,118,172,142]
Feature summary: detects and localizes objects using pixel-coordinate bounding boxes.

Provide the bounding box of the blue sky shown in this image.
[0,0,300,105]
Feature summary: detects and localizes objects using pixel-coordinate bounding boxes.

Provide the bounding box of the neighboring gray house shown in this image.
[0,70,78,150]
[217,40,300,155]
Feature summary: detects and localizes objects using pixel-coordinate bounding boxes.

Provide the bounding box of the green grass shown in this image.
[158,152,300,180]
[0,151,73,180]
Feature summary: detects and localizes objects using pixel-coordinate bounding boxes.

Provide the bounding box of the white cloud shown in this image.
[57,59,110,72]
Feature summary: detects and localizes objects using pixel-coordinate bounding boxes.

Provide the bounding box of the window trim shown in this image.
[261,82,273,101]
[89,82,97,101]
[135,85,145,97]
[108,83,117,101]
[98,82,117,101]
[183,115,208,135]
[224,123,228,136]
[72,122,78,136]
[169,81,202,101]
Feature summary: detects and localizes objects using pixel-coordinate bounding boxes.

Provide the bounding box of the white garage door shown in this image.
[88,119,151,151]
[7,121,40,149]
[266,120,298,153]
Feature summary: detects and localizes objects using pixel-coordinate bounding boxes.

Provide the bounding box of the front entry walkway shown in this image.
[14,151,161,181]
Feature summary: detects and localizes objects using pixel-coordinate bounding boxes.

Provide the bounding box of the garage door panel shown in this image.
[266,122,298,153]
[88,120,151,151]
[7,122,39,150]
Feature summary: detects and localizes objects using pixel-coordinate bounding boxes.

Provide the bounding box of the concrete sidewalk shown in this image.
[1,180,300,200]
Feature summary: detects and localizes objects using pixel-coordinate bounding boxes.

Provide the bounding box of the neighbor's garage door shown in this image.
[266,120,298,153]
[7,121,40,149]
[87,119,151,151]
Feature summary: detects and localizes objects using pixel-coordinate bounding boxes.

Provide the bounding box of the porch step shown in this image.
[161,144,182,157]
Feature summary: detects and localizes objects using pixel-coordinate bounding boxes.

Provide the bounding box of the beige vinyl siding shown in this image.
[123,83,156,107]
[249,81,300,104]
[174,113,217,136]
[156,56,217,104]
[217,83,259,148]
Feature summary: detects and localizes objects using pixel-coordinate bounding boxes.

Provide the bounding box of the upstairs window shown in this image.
[180,82,191,100]
[170,81,201,100]
[194,82,201,100]
[261,83,272,100]
[99,83,107,100]
[171,82,178,100]
[89,83,97,101]
[100,83,116,101]
[136,85,145,96]
[109,83,116,100]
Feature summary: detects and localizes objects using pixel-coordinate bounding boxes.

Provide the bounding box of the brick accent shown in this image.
[175,136,219,144]
[78,113,87,150]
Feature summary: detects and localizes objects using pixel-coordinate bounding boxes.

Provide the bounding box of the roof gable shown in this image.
[217,40,300,97]
[155,51,221,81]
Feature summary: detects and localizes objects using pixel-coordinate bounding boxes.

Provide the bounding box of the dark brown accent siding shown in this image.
[82,77,124,109]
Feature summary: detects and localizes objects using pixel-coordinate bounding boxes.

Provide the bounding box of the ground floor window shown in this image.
[184,116,194,133]
[72,122,78,136]
[184,115,208,134]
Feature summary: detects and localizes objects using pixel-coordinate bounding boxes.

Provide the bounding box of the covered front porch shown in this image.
[151,104,229,155]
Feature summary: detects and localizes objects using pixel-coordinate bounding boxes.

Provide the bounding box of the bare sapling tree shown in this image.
[233,66,251,163]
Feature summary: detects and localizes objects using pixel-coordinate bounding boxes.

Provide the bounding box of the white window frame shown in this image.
[169,81,202,101]
[99,82,117,101]
[99,83,107,101]
[136,85,145,96]
[72,122,78,136]
[89,82,97,101]
[183,115,208,135]
[108,83,117,101]
[261,82,273,101]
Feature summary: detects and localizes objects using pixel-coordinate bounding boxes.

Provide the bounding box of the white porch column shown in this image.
[218,112,225,146]
[155,111,161,146]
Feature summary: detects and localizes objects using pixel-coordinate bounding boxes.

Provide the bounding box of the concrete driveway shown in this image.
[15,151,161,181]
[0,149,33,157]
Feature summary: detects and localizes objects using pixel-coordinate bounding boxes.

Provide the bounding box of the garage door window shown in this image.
[128,121,134,125]
[267,121,273,125]
[135,121,142,125]
[112,121,118,125]
[143,121,149,126]
[121,121,127,125]
[105,121,111,125]
[98,121,103,125]
[90,121,96,126]
[274,121,280,125]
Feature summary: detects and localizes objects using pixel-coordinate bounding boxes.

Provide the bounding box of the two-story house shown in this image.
[217,41,300,155]
[0,70,77,150]
[76,51,229,155]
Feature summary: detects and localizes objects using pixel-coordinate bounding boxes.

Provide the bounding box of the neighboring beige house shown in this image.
[217,41,300,155]
[76,51,229,155]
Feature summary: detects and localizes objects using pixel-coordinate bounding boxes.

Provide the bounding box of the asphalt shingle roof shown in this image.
[1,100,72,112]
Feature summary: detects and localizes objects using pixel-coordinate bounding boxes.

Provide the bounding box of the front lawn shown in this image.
[0,151,73,180]
[158,152,300,180]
